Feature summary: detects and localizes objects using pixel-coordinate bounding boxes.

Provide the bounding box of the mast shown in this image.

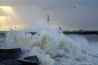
[0,22,1,31]
[47,14,50,25]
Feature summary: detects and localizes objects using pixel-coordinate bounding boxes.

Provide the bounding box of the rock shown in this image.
[18,56,40,65]
[0,48,21,60]
[0,58,3,61]
[0,63,5,65]
[24,56,40,63]
[1,59,21,65]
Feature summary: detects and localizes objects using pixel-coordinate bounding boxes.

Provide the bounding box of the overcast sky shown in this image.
[0,0,98,31]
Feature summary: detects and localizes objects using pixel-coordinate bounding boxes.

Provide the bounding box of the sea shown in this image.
[0,30,98,65]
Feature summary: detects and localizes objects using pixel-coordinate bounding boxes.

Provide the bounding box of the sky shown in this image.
[0,0,98,31]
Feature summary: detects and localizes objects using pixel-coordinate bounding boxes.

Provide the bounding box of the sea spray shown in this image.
[6,30,34,49]
[4,30,98,65]
[27,46,55,65]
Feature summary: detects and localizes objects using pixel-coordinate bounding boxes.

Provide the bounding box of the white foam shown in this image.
[4,30,98,65]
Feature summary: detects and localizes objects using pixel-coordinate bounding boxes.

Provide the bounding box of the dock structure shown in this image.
[29,30,98,35]
[1,30,98,37]
[63,30,98,35]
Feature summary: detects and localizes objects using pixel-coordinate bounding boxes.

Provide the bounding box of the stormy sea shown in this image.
[0,29,98,65]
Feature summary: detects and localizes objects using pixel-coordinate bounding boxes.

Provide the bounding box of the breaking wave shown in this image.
[2,30,98,65]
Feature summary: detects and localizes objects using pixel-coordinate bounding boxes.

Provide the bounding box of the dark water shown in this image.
[84,35,98,42]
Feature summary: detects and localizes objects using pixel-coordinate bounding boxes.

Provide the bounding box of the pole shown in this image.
[47,14,50,25]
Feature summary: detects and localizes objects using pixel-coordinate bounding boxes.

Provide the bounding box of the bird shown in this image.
[73,6,76,8]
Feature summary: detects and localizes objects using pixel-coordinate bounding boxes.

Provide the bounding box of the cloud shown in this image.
[31,0,98,10]
[0,0,98,30]
[31,0,98,30]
